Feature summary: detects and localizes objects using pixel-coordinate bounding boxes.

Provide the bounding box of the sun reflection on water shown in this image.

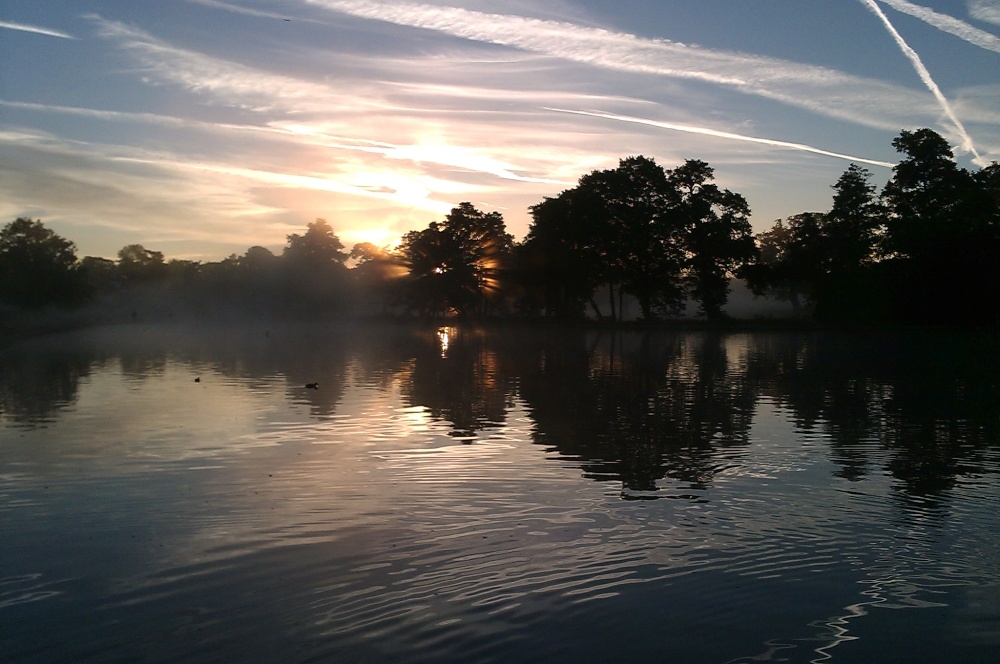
[437,326,456,358]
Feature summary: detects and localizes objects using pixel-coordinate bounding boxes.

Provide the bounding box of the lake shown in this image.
[2,323,998,663]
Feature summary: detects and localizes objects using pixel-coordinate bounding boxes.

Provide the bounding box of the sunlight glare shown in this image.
[437,326,456,358]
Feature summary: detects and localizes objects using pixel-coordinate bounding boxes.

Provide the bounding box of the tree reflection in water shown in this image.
[1,324,996,500]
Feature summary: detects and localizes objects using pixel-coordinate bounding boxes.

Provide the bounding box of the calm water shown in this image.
[2,323,999,663]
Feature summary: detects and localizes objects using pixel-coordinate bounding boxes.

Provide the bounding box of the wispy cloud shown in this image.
[184,0,295,21]
[860,0,983,163]
[303,0,947,132]
[968,0,1000,27]
[84,18,588,183]
[0,21,76,39]
[89,16,341,113]
[876,0,1000,53]
[547,108,896,168]
[0,124,457,251]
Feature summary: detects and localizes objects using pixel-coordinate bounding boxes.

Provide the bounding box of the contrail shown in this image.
[859,0,982,162]
[305,0,946,133]
[876,0,1000,53]
[0,21,76,39]
[546,108,895,168]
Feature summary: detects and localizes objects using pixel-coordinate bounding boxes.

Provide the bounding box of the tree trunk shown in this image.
[638,294,652,321]
[589,295,603,321]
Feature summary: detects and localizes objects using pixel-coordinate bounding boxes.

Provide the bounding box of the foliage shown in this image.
[283,218,347,266]
[520,186,611,318]
[881,129,978,262]
[0,218,87,308]
[117,244,166,283]
[349,242,407,314]
[400,203,513,317]
[668,159,756,320]
[8,128,998,326]
[750,129,999,325]
[582,156,685,320]
[522,156,754,321]
[280,218,350,314]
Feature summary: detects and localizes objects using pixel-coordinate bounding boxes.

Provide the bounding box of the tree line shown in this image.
[2,128,997,326]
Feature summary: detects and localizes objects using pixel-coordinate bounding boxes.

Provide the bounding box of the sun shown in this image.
[346,226,400,249]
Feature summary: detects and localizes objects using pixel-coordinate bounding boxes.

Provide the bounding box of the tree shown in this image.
[881,128,976,262]
[117,244,166,283]
[523,156,752,322]
[240,245,278,272]
[880,128,995,323]
[79,256,119,295]
[747,219,802,314]
[0,218,87,308]
[573,156,685,320]
[748,213,829,315]
[281,219,350,314]
[668,160,756,320]
[521,187,610,318]
[826,164,883,270]
[283,218,347,266]
[349,242,406,314]
[400,203,513,317]
[797,164,886,321]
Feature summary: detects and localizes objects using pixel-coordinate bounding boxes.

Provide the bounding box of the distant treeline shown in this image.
[2,128,997,326]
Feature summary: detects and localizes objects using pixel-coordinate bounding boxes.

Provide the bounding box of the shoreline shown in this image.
[4,303,993,347]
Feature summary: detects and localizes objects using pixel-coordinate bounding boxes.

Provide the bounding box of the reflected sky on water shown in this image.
[2,324,999,663]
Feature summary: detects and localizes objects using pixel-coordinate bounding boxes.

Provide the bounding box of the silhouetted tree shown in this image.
[746,219,805,314]
[79,256,118,295]
[668,159,756,319]
[240,245,278,272]
[0,218,87,308]
[881,129,976,261]
[577,156,685,320]
[521,186,611,319]
[808,165,886,320]
[748,213,828,314]
[283,218,348,265]
[349,242,406,314]
[281,219,350,315]
[117,244,166,283]
[826,164,883,269]
[881,128,997,323]
[400,203,512,317]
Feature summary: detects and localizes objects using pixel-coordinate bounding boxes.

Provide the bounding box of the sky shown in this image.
[2,0,999,261]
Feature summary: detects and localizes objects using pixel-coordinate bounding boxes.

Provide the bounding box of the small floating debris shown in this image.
[304,382,319,389]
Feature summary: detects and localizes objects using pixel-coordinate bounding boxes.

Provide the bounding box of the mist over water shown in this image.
[2,323,998,663]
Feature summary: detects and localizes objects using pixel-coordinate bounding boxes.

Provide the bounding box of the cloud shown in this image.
[88,16,340,113]
[0,21,76,39]
[547,108,896,168]
[968,1,1000,27]
[875,0,1000,53]
[860,0,983,163]
[303,0,952,132]
[184,0,296,21]
[85,16,580,183]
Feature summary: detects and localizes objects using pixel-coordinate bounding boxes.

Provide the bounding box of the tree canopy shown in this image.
[521,156,755,320]
[6,128,997,327]
[400,203,513,317]
[0,218,87,308]
[752,129,998,324]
